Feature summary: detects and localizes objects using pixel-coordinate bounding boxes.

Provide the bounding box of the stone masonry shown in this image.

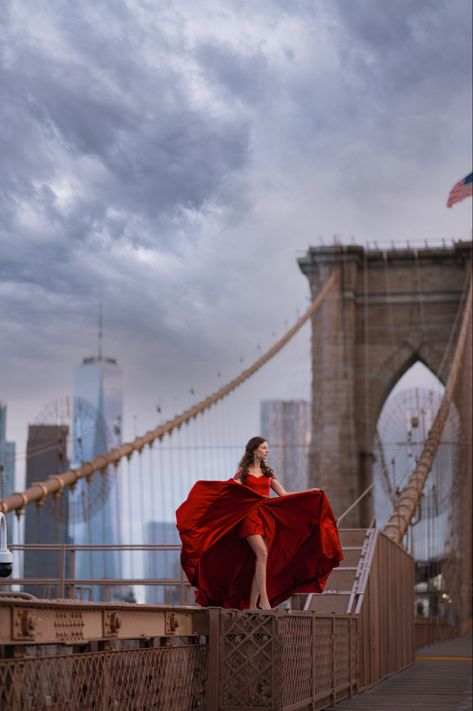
[298,241,472,528]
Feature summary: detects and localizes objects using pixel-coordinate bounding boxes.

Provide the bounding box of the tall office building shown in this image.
[0,403,15,502]
[260,400,311,491]
[23,425,69,597]
[71,349,124,600]
[145,521,181,605]
[0,403,16,544]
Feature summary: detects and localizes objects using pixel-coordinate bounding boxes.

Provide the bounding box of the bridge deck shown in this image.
[326,633,472,711]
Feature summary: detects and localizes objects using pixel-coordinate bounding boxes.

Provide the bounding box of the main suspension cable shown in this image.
[383,276,472,544]
[0,269,339,516]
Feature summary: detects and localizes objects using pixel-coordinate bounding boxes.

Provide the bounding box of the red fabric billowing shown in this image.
[176,479,343,609]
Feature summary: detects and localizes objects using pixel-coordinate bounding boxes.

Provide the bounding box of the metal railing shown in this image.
[1,543,192,604]
[336,483,374,527]
[357,531,415,689]
[415,617,459,649]
[0,527,418,710]
[0,600,358,711]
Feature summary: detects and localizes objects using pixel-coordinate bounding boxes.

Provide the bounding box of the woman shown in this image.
[176,436,342,610]
[234,437,289,609]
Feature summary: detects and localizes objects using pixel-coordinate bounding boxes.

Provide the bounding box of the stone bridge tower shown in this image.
[298,241,472,528]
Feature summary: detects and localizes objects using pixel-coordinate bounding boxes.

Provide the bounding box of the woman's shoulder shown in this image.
[263,465,276,479]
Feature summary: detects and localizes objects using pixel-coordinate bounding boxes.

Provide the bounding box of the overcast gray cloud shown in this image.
[0,0,471,485]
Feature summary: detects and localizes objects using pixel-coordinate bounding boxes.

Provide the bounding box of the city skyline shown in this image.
[0,404,15,504]
[260,399,311,492]
[23,424,69,597]
[145,520,181,606]
[0,1,470,482]
[70,350,124,599]
[0,5,469,701]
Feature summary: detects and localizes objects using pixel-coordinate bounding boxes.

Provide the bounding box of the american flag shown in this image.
[447,172,472,208]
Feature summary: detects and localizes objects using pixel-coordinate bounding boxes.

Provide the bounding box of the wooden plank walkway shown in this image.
[326,633,472,711]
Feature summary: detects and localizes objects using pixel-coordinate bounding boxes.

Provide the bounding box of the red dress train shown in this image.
[176,476,343,610]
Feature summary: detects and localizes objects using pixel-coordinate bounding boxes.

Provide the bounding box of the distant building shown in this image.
[23,425,69,598]
[71,353,123,600]
[145,521,182,605]
[0,403,15,502]
[0,403,16,540]
[260,400,311,491]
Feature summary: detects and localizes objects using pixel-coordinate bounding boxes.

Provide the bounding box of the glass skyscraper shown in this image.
[71,354,124,600]
[0,403,16,534]
[0,403,15,501]
[23,424,69,598]
[260,400,311,492]
[145,521,181,605]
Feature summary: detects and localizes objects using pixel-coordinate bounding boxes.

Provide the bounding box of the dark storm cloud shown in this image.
[1,91,248,237]
[0,0,471,469]
[329,0,471,126]
[285,0,473,208]
[196,42,270,105]
[0,0,258,420]
[0,0,251,268]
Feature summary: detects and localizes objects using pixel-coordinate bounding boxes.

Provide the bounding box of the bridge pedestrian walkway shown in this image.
[326,632,472,711]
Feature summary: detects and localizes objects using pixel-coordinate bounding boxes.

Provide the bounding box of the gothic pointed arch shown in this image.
[299,240,472,526]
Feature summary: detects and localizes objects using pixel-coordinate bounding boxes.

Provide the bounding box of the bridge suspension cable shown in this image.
[383,276,472,545]
[0,269,339,516]
[374,429,397,506]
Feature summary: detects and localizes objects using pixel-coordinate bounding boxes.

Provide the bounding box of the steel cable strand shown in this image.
[0,269,339,516]
[383,277,472,544]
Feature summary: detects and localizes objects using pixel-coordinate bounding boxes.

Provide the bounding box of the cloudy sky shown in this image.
[1,0,471,488]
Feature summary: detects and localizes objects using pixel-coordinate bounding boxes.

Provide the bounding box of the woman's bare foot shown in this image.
[258,598,271,610]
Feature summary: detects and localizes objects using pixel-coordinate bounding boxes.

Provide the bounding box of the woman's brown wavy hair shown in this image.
[236,436,274,484]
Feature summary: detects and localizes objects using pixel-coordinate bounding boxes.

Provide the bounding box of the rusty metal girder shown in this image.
[0,599,208,646]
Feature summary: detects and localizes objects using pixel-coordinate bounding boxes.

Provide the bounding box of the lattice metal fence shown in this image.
[0,642,207,711]
[212,610,358,711]
[0,608,358,711]
[219,610,276,708]
[0,526,416,711]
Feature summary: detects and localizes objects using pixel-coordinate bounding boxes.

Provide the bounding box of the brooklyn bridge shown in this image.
[0,242,471,710]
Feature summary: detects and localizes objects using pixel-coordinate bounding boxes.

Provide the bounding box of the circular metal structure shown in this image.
[33,397,112,523]
[374,386,461,530]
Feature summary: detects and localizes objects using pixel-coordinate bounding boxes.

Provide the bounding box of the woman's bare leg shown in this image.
[248,574,259,609]
[246,535,271,609]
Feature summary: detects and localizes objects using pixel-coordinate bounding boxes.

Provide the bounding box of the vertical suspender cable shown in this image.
[126,455,134,581]
[362,249,371,519]
[114,462,121,590]
[1,270,338,517]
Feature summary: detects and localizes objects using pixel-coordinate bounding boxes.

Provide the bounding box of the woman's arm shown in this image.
[271,478,288,496]
[270,478,321,496]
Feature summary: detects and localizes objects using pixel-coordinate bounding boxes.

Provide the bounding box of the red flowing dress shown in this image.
[176,475,343,610]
